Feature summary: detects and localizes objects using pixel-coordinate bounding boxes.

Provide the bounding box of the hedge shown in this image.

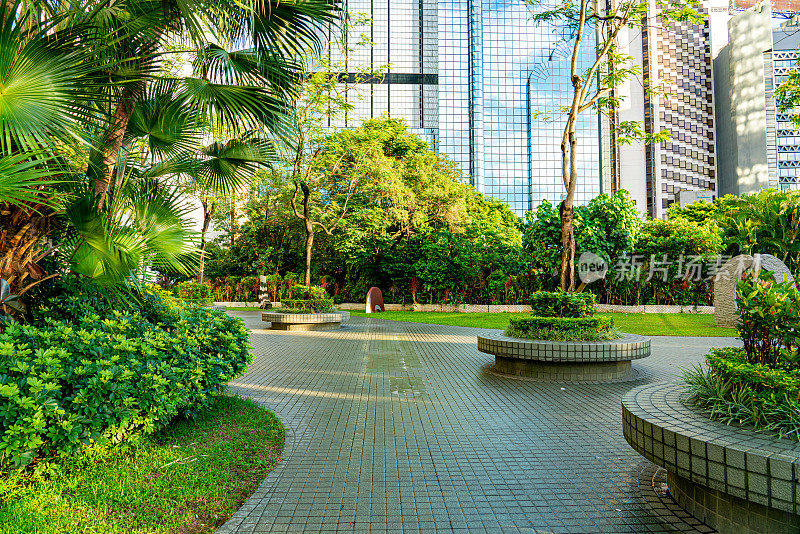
[508,316,613,331]
[505,315,616,341]
[706,348,800,402]
[280,298,335,313]
[529,291,597,318]
[0,282,252,473]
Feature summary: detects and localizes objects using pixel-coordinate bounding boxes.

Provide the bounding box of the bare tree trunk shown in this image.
[198,201,215,284]
[301,183,314,286]
[304,222,314,287]
[560,123,580,291]
[559,201,575,290]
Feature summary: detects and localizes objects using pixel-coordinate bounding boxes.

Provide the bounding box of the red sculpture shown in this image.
[366,287,385,313]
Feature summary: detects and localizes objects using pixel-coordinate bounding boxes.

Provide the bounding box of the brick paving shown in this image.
[218,313,739,534]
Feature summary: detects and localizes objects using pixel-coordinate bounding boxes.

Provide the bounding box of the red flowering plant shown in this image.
[735,270,800,368]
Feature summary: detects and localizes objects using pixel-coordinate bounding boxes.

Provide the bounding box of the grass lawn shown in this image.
[0,395,284,534]
[350,310,737,337]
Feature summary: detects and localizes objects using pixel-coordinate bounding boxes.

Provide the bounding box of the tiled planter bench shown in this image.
[622,383,800,534]
[262,311,350,331]
[477,332,650,380]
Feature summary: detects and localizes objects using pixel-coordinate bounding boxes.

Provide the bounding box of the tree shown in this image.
[0,0,337,302]
[523,190,641,286]
[183,139,276,283]
[283,11,387,285]
[529,0,701,290]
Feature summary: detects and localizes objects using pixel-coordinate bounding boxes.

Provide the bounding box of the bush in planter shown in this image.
[0,278,252,472]
[529,290,597,318]
[685,270,800,439]
[506,315,617,341]
[279,285,334,313]
[506,290,615,341]
[735,270,800,366]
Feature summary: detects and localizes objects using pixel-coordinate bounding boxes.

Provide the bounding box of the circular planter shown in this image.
[261,311,350,331]
[622,383,800,534]
[477,332,650,381]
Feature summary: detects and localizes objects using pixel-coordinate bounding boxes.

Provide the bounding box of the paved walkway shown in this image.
[218,314,739,534]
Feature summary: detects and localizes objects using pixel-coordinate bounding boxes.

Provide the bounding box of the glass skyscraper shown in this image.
[329,0,603,216]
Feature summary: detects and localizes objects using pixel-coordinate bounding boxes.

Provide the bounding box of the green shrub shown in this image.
[685,270,800,440]
[736,270,800,366]
[279,298,335,313]
[239,276,259,301]
[0,280,252,473]
[280,285,331,312]
[706,348,800,401]
[287,284,327,300]
[505,315,617,341]
[686,348,800,440]
[175,281,213,304]
[529,291,597,318]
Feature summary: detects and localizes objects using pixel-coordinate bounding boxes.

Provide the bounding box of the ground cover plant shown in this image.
[685,270,800,440]
[0,395,283,534]
[346,310,737,337]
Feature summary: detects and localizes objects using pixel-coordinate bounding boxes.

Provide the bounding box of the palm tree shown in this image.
[0,0,339,302]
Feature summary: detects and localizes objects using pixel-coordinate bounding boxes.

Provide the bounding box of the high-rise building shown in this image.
[329,0,603,216]
[613,0,717,219]
[713,1,800,195]
[330,0,721,218]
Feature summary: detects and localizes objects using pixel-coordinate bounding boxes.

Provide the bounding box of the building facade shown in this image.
[613,0,717,219]
[329,0,603,216]
[713,1,800,195]
[330,0,721,218]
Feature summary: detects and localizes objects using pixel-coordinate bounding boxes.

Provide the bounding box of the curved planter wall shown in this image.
[622,383,800,534]
[262,311,350,331]
[477,333,650,380]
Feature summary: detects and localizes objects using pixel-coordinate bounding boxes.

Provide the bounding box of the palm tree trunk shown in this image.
[95,88,140,207]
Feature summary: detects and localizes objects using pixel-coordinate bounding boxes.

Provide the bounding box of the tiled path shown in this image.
[218,314,739,534]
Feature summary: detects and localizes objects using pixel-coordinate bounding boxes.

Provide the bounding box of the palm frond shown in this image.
[234,0,340,57]
[0,153,61,207]
[191,137,274,192]
[125,84,205,159]
[178,77,290,135]
[63,183,199,284]
[0,12,90,154]
[193,44,300,96]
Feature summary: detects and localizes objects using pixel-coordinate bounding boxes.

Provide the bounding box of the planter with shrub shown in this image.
[262,285,348,331]
[477,290,650,380]
[622,270,800,534]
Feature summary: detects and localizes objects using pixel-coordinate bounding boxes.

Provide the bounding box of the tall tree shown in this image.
[529,0,701,290]
[284,11,387,285]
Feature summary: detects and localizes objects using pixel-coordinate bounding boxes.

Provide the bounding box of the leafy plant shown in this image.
[685,351,800,441]
[735,270,800,366]
[0,280,252,472]
[278,298,335,313]
[175,281,213,304]
[529,290,597,318]
[287,284,328,300]
[506,315,617,341]
[0,279,22,325]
